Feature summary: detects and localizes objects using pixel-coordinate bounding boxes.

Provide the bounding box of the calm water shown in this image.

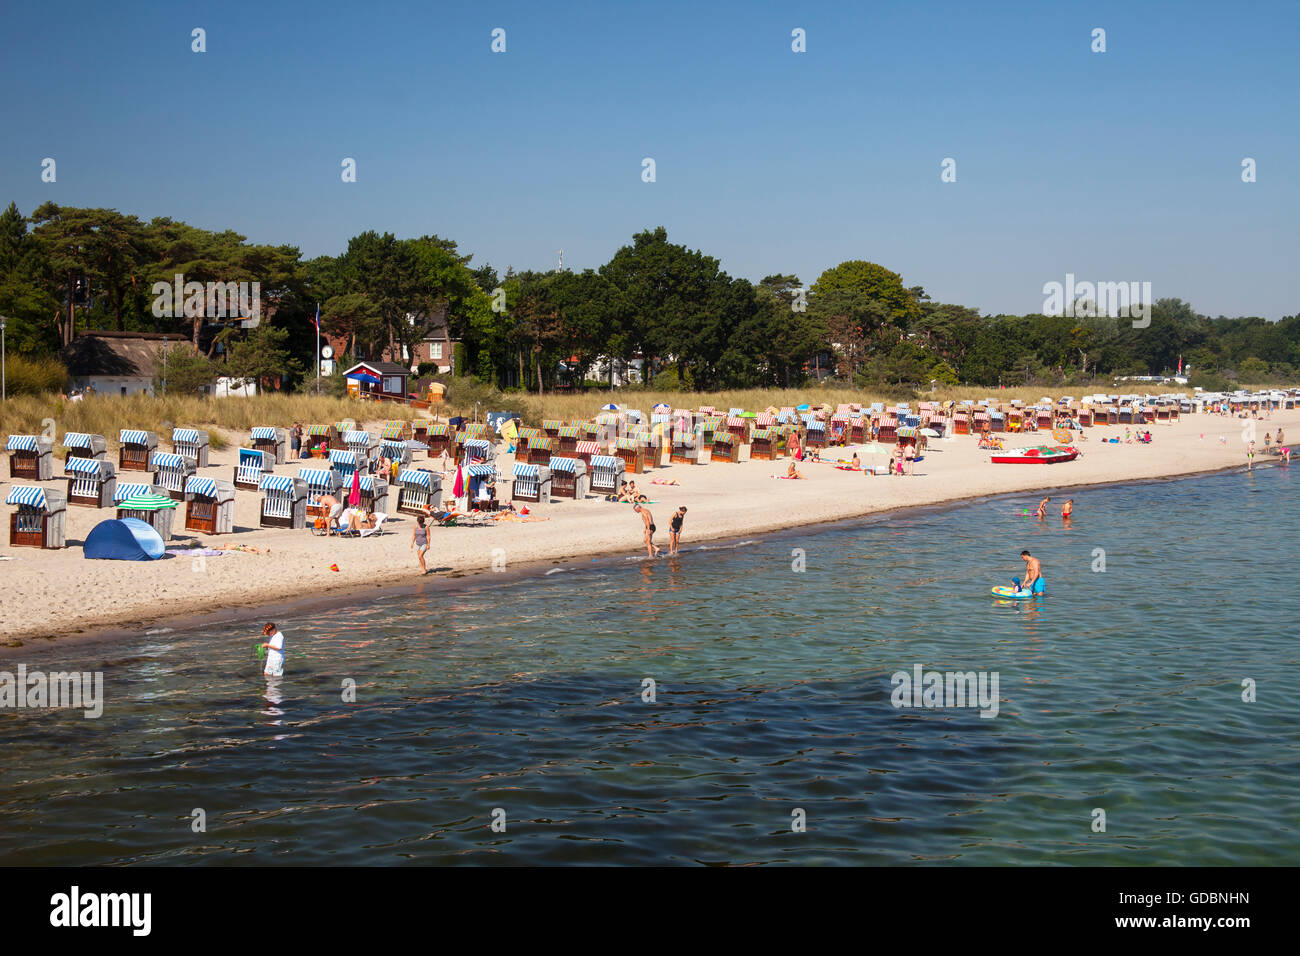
[1,467,1296,866]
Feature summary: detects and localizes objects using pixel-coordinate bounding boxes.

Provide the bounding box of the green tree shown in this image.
[224,324,304,391]
[809,260,921,336]
[322,292,384,358]
[152,346,216,396]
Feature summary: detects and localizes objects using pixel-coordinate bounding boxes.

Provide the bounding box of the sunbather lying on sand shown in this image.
[211,543,271,554]
[650,477,679,485]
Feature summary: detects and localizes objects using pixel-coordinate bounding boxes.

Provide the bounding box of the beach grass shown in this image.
[0,392,382,454]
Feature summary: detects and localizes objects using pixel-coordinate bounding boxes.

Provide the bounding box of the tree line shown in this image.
[2,202,1296,395]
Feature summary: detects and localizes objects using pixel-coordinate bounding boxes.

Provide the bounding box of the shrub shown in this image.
[651,367,684,391]
[1237,356,1270,381]
[2,355,68,396]
[1189,369,1232,392]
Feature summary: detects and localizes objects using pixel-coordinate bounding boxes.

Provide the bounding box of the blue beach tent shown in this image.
[83,517,166,561]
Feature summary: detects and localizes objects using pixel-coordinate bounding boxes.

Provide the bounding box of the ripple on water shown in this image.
[0,468,1297,865]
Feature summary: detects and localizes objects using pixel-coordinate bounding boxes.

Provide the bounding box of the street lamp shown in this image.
[0,314,7,401]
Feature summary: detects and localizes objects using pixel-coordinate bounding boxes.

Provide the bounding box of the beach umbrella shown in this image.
[348,465,361,507]
[920,427,941,438]
[347,372,380,384]
[117,491,177,510]
[652,402,671,413]
[600,403,619,411]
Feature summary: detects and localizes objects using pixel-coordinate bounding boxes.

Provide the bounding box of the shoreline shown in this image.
[1,450,1272,653]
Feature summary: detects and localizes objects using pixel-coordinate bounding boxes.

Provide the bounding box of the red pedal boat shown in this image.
[991,445,1079,464]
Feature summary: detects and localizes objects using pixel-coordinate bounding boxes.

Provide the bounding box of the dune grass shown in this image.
[0,392,383,455]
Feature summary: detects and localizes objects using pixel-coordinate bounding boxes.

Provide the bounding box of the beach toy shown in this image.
[991,586,1039,599]
[329,563,340,572]
[255,643,267,660]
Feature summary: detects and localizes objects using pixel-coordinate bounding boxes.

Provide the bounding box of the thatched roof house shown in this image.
[61,331,198,397]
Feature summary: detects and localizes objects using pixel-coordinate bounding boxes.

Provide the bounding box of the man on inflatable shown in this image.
[1013,550,1046,596]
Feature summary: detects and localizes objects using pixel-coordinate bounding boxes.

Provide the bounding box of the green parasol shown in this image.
[118,492,178,510]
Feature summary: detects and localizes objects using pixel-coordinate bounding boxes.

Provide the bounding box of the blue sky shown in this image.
[2,0,1296,318]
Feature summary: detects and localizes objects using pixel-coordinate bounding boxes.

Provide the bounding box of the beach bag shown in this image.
[313,516,327,531]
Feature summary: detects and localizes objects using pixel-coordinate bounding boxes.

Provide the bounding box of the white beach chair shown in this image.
[359,512,389,537]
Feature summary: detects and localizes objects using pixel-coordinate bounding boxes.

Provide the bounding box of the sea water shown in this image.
[0,467,1295,865]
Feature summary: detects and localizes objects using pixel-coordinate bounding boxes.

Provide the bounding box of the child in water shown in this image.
[260,623,286,677]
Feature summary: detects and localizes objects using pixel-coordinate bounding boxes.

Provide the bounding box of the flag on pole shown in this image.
[1178,355,1183,374]
[315,302,321,385]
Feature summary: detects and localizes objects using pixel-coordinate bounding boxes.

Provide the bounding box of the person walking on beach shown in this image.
[633,503,661,558]
[903,442,917,475]
[411,515,430,574]
[290,423,302,460]
[668,506,687,555]
[260,623,286,677]
[1247,440,1255,470]
[1035,496,1051,519]
[1014,551,1045,595]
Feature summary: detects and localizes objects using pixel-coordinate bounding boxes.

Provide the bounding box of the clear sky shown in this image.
[2,0,1296,318]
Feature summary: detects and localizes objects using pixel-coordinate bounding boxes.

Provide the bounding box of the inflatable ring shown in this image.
[1052,428,1072,445]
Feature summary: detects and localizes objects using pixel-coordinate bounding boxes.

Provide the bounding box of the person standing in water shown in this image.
[1035,496,1051,519]
[1061,499,1074,520]
[1014,551,1045,595]
[260,623,286,677]
[668,506,687,555]
[633,503,661,558]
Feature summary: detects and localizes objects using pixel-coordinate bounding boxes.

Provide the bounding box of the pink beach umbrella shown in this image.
[348,464,361,507]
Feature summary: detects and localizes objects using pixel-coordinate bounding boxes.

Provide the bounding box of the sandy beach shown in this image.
[0,409,1292,645]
